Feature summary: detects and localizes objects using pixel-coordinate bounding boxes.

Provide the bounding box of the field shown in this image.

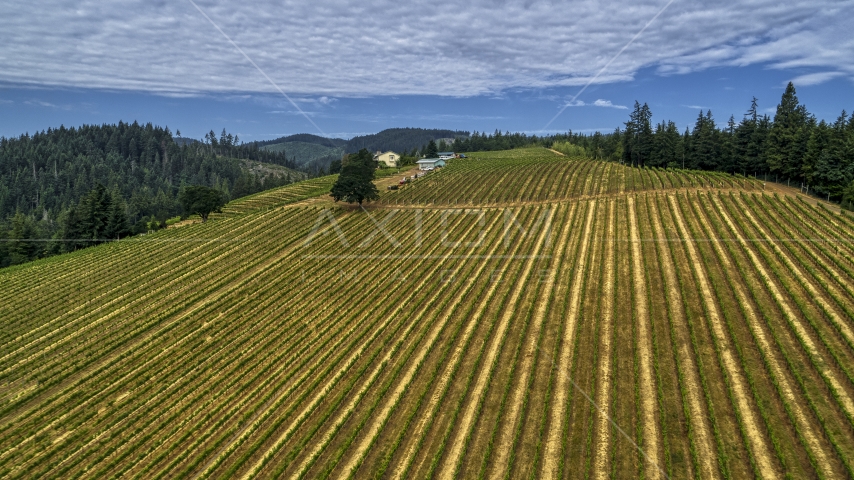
[2,147,854,478]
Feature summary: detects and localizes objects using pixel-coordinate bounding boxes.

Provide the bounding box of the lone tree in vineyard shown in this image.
[180,185,226,222]
[330,148,379,205]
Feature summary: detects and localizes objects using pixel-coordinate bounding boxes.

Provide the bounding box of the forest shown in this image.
[0,121,302,267]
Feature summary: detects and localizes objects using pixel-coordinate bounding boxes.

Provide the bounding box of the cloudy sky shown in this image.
[1,0,852,140]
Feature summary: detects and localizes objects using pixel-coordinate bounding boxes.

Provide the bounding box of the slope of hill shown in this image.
[344,127,468,153]
[260,141,344,166]
[255,133,347,149]
[2,148,854,478]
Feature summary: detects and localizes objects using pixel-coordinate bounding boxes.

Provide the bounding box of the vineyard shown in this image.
[1,147,853,478]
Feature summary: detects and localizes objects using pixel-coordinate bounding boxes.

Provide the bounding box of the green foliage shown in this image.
[691,110,721,170]
[4,211,41,266]
[425,139,439,158]
[842,179,854,211]
[766,82,812,179]
[551,141,588,157]
[62,184,129,253]
[179,185,226,222]
[623,101,654,167]
[330,149,379,205]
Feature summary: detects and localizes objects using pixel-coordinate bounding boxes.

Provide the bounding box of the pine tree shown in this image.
[425,139,439,158]
[7,211,40,264]
[767,82,812,180]
[622,101,653,166]
[735,98,762,175]
[104,191,130,240]
[691,110,720,170]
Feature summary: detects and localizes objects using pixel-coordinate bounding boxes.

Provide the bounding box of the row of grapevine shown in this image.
[379,148,762,207]
[2,148,852,478]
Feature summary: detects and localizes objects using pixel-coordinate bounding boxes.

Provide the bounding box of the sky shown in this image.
[1,0,853,141]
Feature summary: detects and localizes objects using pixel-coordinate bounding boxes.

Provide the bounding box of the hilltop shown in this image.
[2,147,853,478]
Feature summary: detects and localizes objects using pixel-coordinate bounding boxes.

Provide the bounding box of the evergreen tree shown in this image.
[6,211,40,265]
[720,115,737,173]
[622,102,653,167]
[767,82,811,179]
[691,110,720,171]
[104,195,130,240]
[735,98,759,175]
[649,121,681,168]
[843,179,854,211]
[682,126,692,169]
[425,139,439,158]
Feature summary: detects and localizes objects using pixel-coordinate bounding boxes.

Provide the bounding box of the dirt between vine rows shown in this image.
[284,180,848,214]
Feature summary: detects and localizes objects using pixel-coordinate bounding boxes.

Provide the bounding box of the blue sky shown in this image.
[1,0,852,141]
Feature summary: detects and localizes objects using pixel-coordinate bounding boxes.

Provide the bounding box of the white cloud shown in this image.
[786,71,845,86]
[564,99,627,109]
[592,99,628,109]
[23,99,71,109]
[564,100,587,107]
[0,1,851,97]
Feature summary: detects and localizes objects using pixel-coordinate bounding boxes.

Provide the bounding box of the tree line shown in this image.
[617,83,853,204]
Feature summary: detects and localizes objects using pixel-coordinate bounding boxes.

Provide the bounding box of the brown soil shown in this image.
[667,194,777,478]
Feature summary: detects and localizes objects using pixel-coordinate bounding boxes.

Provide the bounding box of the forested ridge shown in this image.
[0,121,304,267]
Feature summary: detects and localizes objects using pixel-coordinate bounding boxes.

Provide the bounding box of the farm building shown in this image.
[437,151,455,160]
[416,158,446,170]
[373,151,399,168]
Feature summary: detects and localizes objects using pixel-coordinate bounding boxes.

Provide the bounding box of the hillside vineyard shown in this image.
[2,148,854,478]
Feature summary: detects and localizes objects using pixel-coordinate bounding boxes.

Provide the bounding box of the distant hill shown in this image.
[258,128,470,170]
[344,128,469,154]
[261,141,345,167]
[256,133,347,149]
